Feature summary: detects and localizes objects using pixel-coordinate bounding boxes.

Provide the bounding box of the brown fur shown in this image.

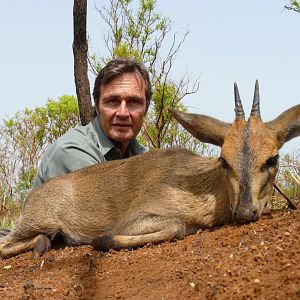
[1,84,299,258]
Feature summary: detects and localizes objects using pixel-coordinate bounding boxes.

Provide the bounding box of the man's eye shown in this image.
[129,99,141,105]
[106,99,119,106]
[128,98,144,109]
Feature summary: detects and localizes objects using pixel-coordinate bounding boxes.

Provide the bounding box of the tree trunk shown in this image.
[73,0,93,125]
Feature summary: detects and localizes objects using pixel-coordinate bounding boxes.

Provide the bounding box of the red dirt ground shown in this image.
[0,209,299,300]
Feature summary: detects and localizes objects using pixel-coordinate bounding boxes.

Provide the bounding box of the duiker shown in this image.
[1,81,299,259]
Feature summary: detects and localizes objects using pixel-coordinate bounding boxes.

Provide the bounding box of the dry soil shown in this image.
[0,209,299,300]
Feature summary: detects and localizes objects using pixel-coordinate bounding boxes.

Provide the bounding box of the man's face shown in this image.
[97,72,147,150]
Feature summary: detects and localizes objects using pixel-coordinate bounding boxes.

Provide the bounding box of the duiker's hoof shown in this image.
[32,234,51,258]
[92,236,115,251]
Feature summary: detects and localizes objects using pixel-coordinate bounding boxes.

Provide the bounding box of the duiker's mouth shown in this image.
[233,205,260,224]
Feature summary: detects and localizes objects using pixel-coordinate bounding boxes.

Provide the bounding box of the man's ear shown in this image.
[93,106,98,117]
[95,102,100,115]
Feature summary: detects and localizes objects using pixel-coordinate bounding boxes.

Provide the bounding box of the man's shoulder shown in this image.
[43,121,97,159]
[57,122,96,146]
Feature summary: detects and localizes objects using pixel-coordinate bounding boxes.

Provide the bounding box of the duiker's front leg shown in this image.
[0,234,51,259]
[92,217,186,251]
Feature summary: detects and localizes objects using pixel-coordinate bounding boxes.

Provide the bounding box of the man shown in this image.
[32,58,152,188]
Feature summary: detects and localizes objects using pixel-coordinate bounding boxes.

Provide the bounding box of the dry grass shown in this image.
[271,151,300,210]
[0,200,22,229]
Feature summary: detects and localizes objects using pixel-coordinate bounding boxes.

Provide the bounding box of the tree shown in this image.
[285,1,300,12]
[73,0,94,125]
[90,0,209,153]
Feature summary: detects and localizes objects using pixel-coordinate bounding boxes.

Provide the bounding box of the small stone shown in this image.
[284,232,291,236]
[23,282,34,290]
[3,265,11,270]
[40,259,45,269]
[254,278,260,283]
[230,253,234,259]
[189,282,199,291]
[253,253,263,261]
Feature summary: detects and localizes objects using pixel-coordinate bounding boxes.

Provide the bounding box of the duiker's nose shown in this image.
[234,205,259,224]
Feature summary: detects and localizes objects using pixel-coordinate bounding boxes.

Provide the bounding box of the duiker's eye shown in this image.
[218,157,229,169]
[265,155,279,168]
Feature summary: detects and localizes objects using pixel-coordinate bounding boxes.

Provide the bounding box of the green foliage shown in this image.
[92,0,207,153]
[46,95,80,142]
[93,0,172,70]
[0,95,80,206]
[285,1,300,12]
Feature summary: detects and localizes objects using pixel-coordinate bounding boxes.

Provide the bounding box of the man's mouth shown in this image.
[112,123,132,131]
[113,123,131,127]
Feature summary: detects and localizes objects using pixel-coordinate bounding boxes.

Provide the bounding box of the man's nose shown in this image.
[116,101,130,116]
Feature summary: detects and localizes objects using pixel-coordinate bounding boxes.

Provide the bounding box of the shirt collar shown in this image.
[91,116,146,157]
[92,116,115,156]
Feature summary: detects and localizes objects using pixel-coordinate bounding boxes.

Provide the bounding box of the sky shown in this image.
[0,0,299,153]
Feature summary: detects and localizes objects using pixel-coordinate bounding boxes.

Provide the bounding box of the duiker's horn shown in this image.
[250,80,261,117]
[234,82,245,119]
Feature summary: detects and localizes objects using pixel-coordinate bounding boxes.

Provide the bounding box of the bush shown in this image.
[0,95,80,207]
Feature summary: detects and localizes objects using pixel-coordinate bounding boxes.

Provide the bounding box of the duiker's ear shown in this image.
[265,104,300,149]
[169,108,230,146]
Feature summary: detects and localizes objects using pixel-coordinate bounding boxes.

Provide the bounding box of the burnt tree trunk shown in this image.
[73,0,93,125]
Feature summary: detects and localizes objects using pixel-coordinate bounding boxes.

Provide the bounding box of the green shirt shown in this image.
[32,116,147,188]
